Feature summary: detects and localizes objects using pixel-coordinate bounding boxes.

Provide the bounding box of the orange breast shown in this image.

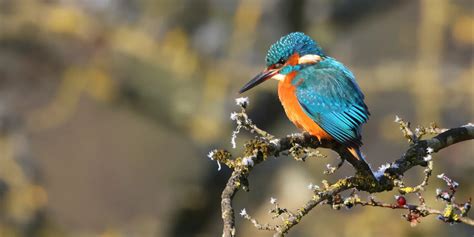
[277,72,332,141]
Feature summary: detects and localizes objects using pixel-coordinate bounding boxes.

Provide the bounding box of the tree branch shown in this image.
[211,99,474,237]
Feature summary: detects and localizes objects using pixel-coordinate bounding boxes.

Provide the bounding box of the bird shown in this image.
[239,32,370,162]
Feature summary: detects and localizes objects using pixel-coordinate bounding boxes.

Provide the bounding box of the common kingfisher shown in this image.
[239,32,370,162]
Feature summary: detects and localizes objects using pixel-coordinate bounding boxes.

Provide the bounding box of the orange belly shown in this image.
[277,73,332,141]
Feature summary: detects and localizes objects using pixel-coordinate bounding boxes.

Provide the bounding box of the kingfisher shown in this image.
[239,32,370,162]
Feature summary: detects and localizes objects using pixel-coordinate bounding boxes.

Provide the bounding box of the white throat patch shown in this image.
[271,73,286,81]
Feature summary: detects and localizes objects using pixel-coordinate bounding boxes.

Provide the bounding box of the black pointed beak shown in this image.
[239,69,277,94]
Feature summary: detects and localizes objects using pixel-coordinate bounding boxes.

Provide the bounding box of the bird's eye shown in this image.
[273,59,285,68]
[274,63,283,68]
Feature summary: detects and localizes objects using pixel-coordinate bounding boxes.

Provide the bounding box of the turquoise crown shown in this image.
[265,32,324,67]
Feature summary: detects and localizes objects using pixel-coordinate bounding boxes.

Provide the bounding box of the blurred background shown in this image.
[0,0,473,236]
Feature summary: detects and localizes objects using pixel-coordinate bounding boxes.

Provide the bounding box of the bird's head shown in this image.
[239,32,324,93]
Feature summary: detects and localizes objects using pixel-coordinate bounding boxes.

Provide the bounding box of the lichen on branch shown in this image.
[209,98,474,237]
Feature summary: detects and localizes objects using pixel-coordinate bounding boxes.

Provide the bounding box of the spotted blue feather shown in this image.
[295,58,370,147]
[266,32,324,67]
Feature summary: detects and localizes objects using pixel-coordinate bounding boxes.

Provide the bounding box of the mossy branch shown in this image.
[210,99,474,237]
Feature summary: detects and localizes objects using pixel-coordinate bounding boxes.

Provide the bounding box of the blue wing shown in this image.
[295,58,369,147]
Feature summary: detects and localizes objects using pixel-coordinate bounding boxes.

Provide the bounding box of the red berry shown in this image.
[396,195,406,206]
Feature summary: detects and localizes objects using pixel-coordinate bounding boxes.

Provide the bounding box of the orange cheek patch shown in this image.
[287,53,300,66]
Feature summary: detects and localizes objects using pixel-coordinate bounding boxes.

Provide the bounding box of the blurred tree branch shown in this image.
[209,99,474,237]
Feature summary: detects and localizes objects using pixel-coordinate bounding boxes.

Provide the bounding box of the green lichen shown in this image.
[442,204,460,222]
[399,186,416,194]
[243,139,271,161]
[213,149,234,168]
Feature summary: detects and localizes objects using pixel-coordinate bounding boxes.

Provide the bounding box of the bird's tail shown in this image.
[347,147,377,178]
[347,147,367,163]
